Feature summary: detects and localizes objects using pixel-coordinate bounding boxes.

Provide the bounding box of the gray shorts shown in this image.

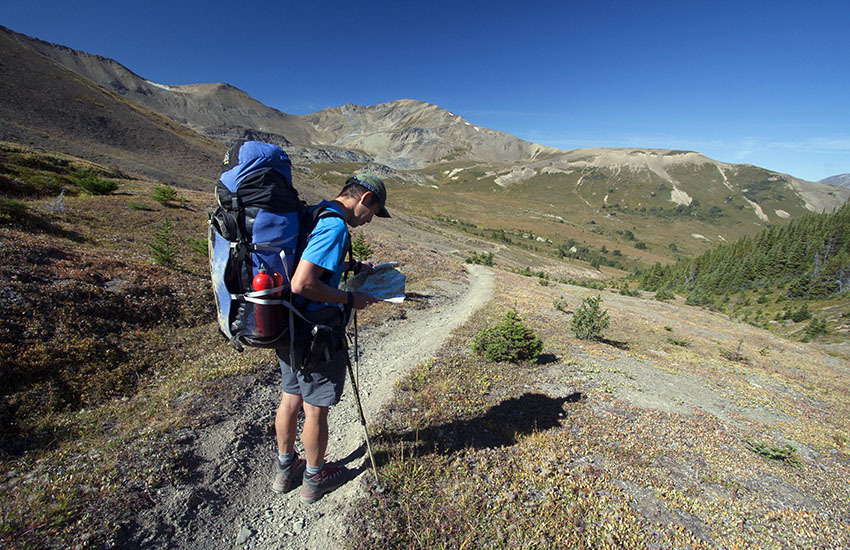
[278,347,348,407]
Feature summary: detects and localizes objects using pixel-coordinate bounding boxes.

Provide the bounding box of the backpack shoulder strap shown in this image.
[298,202,354,311]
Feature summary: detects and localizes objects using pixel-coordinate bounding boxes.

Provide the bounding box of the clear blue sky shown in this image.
[4,0,849,181]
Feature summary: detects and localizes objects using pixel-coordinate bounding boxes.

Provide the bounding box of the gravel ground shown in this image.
[127,264,494,549]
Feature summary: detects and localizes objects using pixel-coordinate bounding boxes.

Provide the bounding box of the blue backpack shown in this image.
[208,141,344,351]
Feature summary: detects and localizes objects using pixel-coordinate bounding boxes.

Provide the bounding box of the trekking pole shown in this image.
[345,352,384,493]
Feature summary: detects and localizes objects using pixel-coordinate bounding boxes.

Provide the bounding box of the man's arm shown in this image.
[291,259,376,309]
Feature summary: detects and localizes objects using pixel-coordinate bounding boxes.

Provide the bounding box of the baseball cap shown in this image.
[351,174,390,218]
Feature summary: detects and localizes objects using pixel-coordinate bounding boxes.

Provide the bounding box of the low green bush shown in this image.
[0,197,30,224]
[149,217,177,267]
[187,237,208,257]
[746,440,803,468]
[570,295,610,341]
[803,317,828,341]
[553,296,569,313]
[76,171,118,195]
[152,184,179,205]
[465,251,494,266]
[352,232,373,261]
[719,341,749,364]
[655,288,675,301]
[472,309,542,363]
[791,304,813,323]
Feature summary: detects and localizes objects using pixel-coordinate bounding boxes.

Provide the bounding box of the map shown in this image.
[341,262,406,303]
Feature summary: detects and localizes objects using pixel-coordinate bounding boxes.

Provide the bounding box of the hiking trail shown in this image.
[131,264,494,548]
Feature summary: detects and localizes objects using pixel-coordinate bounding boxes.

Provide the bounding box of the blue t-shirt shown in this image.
[299,201,349,311]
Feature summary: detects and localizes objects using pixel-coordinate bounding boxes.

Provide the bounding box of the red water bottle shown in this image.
[252,267,274,337]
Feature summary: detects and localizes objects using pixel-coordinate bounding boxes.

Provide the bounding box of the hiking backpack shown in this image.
[208,140,345,352]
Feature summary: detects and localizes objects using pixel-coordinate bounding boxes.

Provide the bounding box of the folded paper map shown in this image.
[341,262,406,303]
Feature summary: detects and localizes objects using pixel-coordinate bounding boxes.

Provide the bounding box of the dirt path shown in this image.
[131,264,494,549]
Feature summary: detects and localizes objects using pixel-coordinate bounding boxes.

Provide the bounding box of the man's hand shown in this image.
[352,291,378,310]
[358,261,377,275]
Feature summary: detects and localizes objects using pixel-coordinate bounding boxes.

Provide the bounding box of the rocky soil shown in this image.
[126,265,494,549]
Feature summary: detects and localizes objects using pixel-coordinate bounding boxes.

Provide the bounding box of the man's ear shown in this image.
[359,191,374,206]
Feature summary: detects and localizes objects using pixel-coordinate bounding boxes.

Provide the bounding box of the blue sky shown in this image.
[4,0,849,181]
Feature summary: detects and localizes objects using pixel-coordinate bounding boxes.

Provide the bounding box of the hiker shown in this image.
[272,174,391,504]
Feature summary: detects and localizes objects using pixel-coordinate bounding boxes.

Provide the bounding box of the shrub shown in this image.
[127,201,152,211]
[472,309,542,363]
[465,251,494,266]
[152,184,179,205]
[719,341,749,364]
[46,190,66,215]
[655,288,675,301]
[746,440,803,468]
[352,232,373,261]
[149,217,177,267]
[791,304,813,323]
[553,296,569,313]
[76,171,118,195]
[0,197,30,224]
[570,295,610,341]
[803,317,828,341]
[668,336,689,347]
[187,236,208,257]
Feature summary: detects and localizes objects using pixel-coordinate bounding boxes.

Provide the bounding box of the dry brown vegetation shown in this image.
[1,143,848,548]
[346,271,850,548]
[0,145,466,547]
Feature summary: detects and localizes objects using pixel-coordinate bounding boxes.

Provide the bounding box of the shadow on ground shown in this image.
[374,392,583,462]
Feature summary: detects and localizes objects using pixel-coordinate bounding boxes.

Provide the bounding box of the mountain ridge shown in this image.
[1,24,847,222]
[821,173,850,189]
[0,26,222,188]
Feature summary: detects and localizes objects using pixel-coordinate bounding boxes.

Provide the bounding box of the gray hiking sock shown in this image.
[279,451,295,466]
[305,462,323,477]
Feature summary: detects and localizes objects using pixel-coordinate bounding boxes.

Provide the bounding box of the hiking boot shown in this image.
[271,453,306,494]
[300,463,349,504]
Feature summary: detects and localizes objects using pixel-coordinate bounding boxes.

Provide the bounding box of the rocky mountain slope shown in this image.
[0,27,223,189]
[2,24,847,232]
[1,27,551,170]
[821,173,850,189]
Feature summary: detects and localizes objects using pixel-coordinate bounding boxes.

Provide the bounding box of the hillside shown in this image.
[821,173,850,189]
[2,143,847,549]
[0,28,223,189]
[3,24,848,276]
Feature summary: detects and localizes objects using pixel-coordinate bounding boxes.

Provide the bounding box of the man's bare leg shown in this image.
[301,402,329,468]
[275,392,303,454]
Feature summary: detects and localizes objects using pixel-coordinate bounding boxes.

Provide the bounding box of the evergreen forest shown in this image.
[638,202,850,303]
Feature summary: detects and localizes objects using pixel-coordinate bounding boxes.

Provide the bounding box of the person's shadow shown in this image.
[372,392,583,464]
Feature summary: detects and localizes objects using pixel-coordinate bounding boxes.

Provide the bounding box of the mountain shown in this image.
[1,26,553,170]
[0,27,222,188]
[821,173,850,189]
[294,100,558,169]
[471,147,848,220]
[2,24,848,235]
